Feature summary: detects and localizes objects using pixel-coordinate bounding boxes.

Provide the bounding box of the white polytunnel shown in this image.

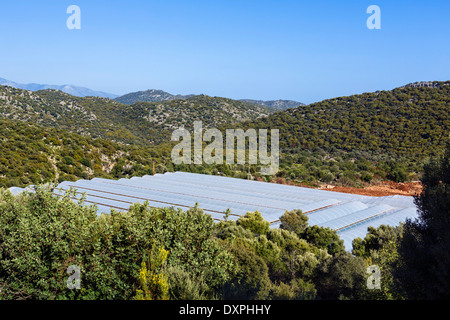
[9,172,418,251]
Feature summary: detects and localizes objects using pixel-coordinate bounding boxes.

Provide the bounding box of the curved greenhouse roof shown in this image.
[9,172,418,251]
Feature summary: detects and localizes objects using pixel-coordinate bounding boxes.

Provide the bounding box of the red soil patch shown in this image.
[255,176,422,197]
[320,181,422,197]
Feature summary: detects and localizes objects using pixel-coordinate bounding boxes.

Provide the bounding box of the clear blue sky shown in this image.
[0,0,449,104]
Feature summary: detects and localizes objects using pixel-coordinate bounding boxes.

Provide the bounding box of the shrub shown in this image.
[279,209,308,236]
[0,188,235,300]
[237,211,270,235]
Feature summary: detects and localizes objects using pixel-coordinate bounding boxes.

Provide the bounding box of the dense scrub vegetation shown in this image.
[351,141,450,299]
[113,88,302,111]
[248,82,449,157]
[0,118,173,189]
[0,86,272,145]
[113,89,194,105]
[0,116,426,190]
[1,83,449,188]
[240,82,450,185]
[0,186,368,300]
[0,142,448,300]
[395,141,450,299]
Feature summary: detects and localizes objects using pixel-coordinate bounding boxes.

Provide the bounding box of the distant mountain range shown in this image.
[0,77,118,99]
[114,89,304,110]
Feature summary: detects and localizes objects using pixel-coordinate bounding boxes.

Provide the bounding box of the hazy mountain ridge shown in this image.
[0,77,118,99]
[1,77,304,110]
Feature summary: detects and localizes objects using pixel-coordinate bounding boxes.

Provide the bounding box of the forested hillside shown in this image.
[114,88,302,111]
[0,82,448,188]
[240,81,450,185]
[240,99,304,110]
[0,86,273,145]
[114,89,194,104]
[124,94,273,130]
[0,118,174,188]
[246,81,449,157]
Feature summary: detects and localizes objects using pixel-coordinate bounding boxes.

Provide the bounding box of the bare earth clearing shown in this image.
[260,177,423,197]
[318,181,422,197]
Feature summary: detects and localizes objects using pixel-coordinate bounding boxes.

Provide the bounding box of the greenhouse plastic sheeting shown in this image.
[11,172,418,251]
[338,207,418,251]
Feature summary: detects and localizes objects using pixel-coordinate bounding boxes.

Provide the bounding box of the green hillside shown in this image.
[1,82,448,188]
[114,88,302,111]
[240,81,450,185]
[246,81,449,157]
[0,118,174,188]
[124,94,273,130]
[0,86,273,145]
[114,89,194,104]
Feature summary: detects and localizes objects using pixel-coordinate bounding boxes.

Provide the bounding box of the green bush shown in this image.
[387,167,407,183]
[237,211,270,235]
[166,265,214,300]
[0,188,234,300]
[300,225,345,256]
[279,209,308,236]
[63,156,75,166]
